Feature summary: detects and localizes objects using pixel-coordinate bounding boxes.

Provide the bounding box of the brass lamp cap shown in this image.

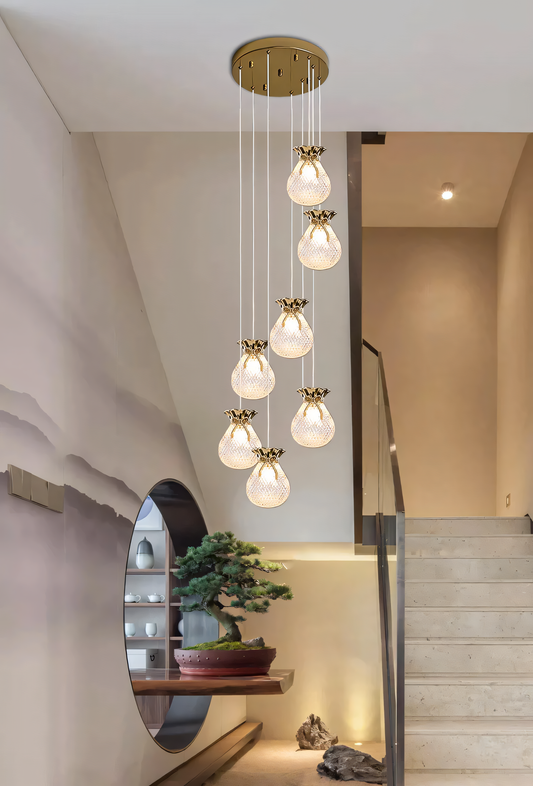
[275,297,309,312]
[252,447,286,462]
[224,409,258,423]
[293,145,326,158]
[297,387,330,401]
[304,209,337,223]
[239,338,268,352]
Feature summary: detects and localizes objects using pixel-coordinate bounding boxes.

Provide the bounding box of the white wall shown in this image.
[0,19,244,786]
[95,130,353,544]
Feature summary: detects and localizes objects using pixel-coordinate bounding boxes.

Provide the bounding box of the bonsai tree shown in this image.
[173,531,293,646]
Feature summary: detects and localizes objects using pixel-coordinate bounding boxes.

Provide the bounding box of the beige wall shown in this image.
[363,228,497,517]
[0,19,244,786]
[496,136,533,517]
[243,561,383,742]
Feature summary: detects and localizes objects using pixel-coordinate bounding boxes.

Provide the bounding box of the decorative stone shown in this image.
[317,745,387,783]
[243,637,266,648]
[296,714,339,750]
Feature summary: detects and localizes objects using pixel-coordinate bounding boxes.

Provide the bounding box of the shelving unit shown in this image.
[125,521,185,731]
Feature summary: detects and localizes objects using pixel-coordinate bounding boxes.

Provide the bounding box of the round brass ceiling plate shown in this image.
[232,37,329,97]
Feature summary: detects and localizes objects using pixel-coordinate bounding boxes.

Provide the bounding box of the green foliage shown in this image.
[173,531,293,642]
[184,640,269,651]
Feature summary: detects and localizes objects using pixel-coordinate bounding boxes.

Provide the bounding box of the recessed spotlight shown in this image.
[441,182,454,200]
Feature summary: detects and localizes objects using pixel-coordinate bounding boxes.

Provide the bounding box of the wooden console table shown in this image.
[131,668,294,697]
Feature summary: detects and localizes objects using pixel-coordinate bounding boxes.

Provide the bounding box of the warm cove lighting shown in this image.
[441,182,454,200]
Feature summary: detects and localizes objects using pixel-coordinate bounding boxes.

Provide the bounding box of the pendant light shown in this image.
[298,210,342,270]
[287,145,331,207]
[291,387,335,448]
[231,339,275,400]
[218,409,262,469]
[246,448,290,508]
[270,298,313,359]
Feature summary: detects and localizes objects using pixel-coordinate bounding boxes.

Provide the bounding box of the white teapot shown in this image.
[147,593,165,603]
[125,593,141,603]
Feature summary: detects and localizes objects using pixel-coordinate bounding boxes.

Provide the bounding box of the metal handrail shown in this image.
[363,341,405,786]
[378,349,405,786]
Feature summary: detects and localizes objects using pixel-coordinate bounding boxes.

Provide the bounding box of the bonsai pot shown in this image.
[175,647,277,676]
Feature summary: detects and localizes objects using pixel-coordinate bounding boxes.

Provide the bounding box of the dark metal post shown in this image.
[347,132,363,545]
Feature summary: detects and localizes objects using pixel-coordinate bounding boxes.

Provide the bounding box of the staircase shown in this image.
[404,516,533,782]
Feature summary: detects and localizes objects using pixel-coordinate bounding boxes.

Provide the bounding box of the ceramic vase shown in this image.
[136,537,154,569]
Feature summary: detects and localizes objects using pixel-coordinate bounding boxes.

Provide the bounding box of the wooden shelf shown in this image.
[126,568,166,575]
[170,602,182,607]
[169,636,184,641]
[126,637,165,641]
[131,668,295,696]
[125,602,165,607]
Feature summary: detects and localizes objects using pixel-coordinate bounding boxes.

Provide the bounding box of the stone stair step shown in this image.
[406,608,533,638]
[406,518,530,536]
[406,581,533,608]
[405,774,533,784]
[406,676,533,717]
[406,557,533,581]
[406,638,533,674]
[405,717,533,770]
[406,535,533,558]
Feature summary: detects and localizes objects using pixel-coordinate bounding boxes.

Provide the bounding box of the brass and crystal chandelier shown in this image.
[218,37,340,506]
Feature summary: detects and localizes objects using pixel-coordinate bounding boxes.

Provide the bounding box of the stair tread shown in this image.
[406,579,533,583]
[406,606,533,612]
[406,674,533,684]
[405,552,533,562]
[406,534,533,538]
[406,717,533,734]
[407,637,533,644]
[406,517,529,521]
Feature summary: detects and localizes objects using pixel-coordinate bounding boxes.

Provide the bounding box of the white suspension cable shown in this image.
[290,92,294,298]
[307,58,311,145]
[239,66,243,407]
[252,86,255,338]
[266,52,270,446]
[301,78,304,145]
[301,80,305,387]
[311,66,315,145]
[312,270,315,386]
[318,74,322,147]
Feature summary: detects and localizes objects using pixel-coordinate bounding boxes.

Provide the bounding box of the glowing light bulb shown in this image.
[441,182,454,200]
[270,298,313,359]
[287,146,331,207]
[246,448,290,508]
[231,339,275,400]
[298,210,342,270]
[291,387,335,448]
[218,409,262,470]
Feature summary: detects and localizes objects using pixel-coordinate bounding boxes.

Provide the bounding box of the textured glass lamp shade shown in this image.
[246,448,290,508]
[218,409,262,469]
[287,146,331,207]
[270,298,313,359]
[231,339,275,400]
[291,387,335,448]
[298,210,342,270]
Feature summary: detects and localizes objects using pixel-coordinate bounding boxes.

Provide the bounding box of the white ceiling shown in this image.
[363,132,527,227]
[2,0,533,132]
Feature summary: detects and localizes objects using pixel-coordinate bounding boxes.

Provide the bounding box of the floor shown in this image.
[202,739,533,785]
[204,739,385,785]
